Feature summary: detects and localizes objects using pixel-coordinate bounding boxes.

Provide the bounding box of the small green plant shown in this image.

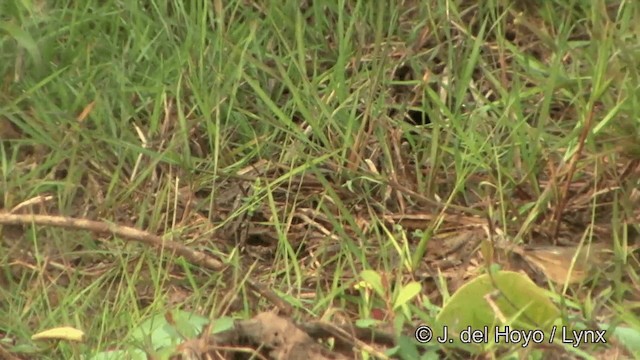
[90,310,231,360]
[434,271,560,353]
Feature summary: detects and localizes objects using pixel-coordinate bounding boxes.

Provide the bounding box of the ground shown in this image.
[1,1,640,359]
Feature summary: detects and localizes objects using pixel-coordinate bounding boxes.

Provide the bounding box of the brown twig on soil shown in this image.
[0,212,292,315]
[552,108,594,241]
[385,177,483,216]
[298,321,396,356]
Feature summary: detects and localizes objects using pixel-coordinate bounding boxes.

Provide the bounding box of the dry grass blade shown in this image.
[552,109,595,241]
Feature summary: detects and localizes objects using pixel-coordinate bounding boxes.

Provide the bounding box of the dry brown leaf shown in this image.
[517,243,611,284]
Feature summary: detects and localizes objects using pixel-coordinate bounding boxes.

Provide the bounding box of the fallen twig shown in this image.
[0,212,292,315]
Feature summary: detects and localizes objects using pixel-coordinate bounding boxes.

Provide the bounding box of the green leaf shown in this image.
[395,334,421,360]
[605,325,640,355]
[131,314,181,349]
[435,271,560,353]
[210,317,235,334]
[89,349,147,360]
[359,270,385,297]
[171,310,209,339]
[355,318,379,328]
[393,281,422,310]
[131,310,208,350]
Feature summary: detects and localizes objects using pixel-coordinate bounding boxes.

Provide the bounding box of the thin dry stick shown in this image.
[552,108,594,240]
[299,321,393,359]
[0,213,292,315]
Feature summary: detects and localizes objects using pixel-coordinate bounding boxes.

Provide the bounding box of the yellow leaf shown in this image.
[32,327,85,342]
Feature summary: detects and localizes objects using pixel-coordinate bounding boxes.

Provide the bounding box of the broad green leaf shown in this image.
[355,318,378,328]
[210,317,235,334]
[89,349,147,360]
[393,281,422,310]
[131,310,207,350]
[435,271,560,353]
[131,314,180,350]
[604,325,640,355]
[359,270,385,297]
[171,310,209,338]
[394,334,421,360]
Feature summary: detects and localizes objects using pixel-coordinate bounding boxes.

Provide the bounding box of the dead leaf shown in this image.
[31,327,85,342]
[517,244,609,284]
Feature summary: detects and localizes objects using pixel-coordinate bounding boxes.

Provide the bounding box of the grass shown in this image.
[1,0,640,358]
